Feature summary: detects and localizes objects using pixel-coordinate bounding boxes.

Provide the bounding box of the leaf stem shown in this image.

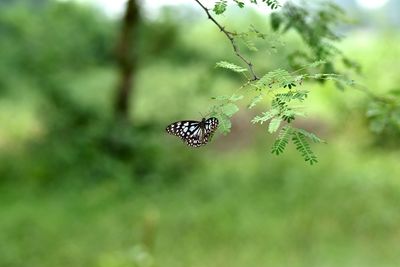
[194,0,259,81]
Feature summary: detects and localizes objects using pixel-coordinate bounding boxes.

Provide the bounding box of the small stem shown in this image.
[194,0,259,81]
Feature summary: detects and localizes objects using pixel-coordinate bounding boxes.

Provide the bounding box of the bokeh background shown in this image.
[1,0,400,267]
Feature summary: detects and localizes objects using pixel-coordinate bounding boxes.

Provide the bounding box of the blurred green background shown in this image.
[0,0,400,267]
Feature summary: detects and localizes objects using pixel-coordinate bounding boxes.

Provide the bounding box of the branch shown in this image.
[194,0,259,81]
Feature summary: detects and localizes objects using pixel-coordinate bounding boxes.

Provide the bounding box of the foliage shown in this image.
[0,0,203,185]
[217,0,281,13]
[0,0,114,97]
[213,58,341,163]
[210,94,242,134]
[205,0,364,164]
[366,89,400,146]
[291,129,318,164]
[213,0,227,15]
[271,125,291,155]
[270,1,360,76]
[216,61,248,73]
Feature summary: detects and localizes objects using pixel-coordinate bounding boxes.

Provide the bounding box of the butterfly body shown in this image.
[166,117,219,147]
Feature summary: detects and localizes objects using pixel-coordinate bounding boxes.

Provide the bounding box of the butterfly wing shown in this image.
[201,117,219,145]
[185,126,204,147]
[166,120,202,147]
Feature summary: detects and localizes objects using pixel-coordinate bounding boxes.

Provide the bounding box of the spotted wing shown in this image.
[166,120,203,147]
[201,117,219,145]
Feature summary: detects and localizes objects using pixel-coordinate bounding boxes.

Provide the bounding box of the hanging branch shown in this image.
[196,0,368,164]
[194,0,259,81]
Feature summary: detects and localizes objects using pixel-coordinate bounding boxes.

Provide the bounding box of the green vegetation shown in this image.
[0,0,400,267]
[203,1,364,163]
[2,148,400,267]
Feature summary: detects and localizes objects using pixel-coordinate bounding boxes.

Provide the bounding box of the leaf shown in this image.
[212,95,230,101]
[240,35,258,52]
[251,109,279,124]
[218,115,232,135]
[222,103,239,117]
[282,109,305,122]
[271,126,292,155]
[216,61,248,73]
[248,94,264,109]
[268,117,282,133]
[213,0,227,15]
[294,128,326,143]
[264,0,281,9]
[233,0,245,8]
[212,94,243,102]
[229,94,244,102]
[292,130,318,165]
[249,25,267,40]
[275,90,309,103]
[281,109,296,123]
[257,69,293,89]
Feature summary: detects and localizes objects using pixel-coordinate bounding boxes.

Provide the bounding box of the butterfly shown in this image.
[166,117,219,147]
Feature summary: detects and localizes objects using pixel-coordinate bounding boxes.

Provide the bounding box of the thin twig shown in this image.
[194,0,259,81]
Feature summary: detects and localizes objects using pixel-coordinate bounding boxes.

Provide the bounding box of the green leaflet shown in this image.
[233,0,245,8]
[218,114,232,134]
[291,130,318,165]
[216,61,248,73]
[248,94,264,109]
[271,126,323,164]
[268,117,282,133]
[229,94,244,102]
[257,69,293,89]
[264,0,281,9]
[212,94,243,102]
[252,0,281,9]
[251,109,279,124]
[222,103,239,117]
[294,128,326,143]
[275,90,309,103]
[240,35,258,52]
[213,0,227,15]
[271,126,292,155]
[210,93,243,136]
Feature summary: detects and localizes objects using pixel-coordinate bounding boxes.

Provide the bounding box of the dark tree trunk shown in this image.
[114,0,140,119]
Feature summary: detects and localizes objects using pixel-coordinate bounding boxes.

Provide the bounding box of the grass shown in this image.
[1,144,400,267]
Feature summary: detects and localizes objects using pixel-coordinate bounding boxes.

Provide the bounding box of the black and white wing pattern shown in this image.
[166,117,219,147]
[202,117,219,143]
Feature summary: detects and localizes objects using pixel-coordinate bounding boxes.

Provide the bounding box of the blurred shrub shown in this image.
[366,88,400,147]
[0,0,114,91]
[0,0,210,187]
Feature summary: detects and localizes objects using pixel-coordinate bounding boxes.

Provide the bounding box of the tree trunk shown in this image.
[114,0,140,119]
